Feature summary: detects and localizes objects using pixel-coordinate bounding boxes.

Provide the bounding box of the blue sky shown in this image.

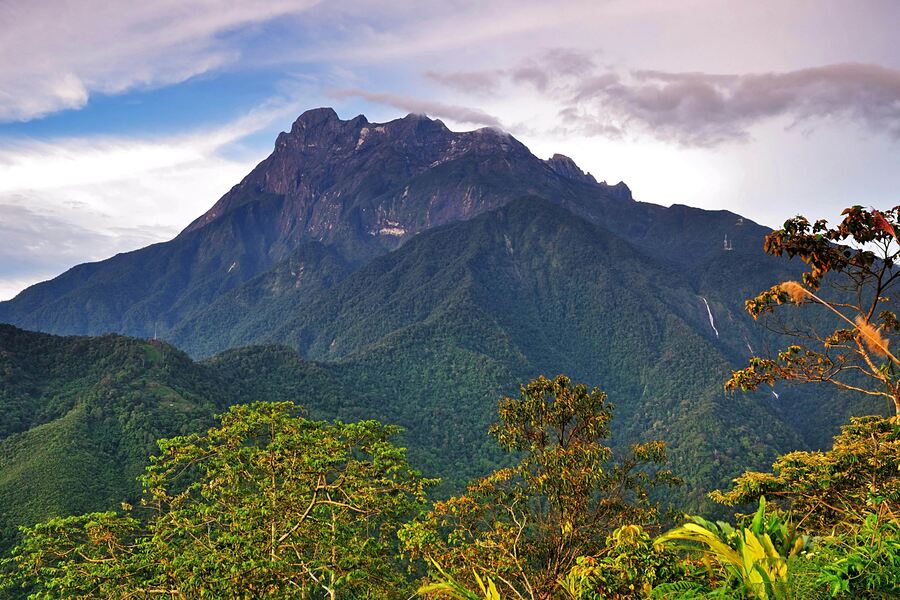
[1,0,899,299]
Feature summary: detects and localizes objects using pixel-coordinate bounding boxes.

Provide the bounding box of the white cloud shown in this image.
[309,1,595,63]
[0,101,303,300]
[426,54,900,147]
[0,0,319,122]
[330,88,504,128]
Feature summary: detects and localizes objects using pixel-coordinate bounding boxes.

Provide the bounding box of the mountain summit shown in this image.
[0,108,637,337]
[182,108,630,259]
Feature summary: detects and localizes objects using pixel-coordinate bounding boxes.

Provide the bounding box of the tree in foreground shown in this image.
[401,375,679,600]
[725,206,900,415]
[2,402,432,599]
[655,497,814,600]
[711,415,900,533]
[708,206,900,598]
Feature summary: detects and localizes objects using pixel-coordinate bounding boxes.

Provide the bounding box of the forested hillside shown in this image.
[0,326,218,549]
[0,205,886,561]
[172,197,881,500]
[0,326,349,552]
[1,201,898,600]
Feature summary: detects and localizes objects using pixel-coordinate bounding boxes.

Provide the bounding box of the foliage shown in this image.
[418,526,696,600]
[726,206,900,415]
[417,561,502,600]
[813,509,900,598]
[2,195,845,533]
[0,512,143,599]
[0,326,228,552]
[402,375,679,600]
[711,415,900,533]
[2,402,432,599]
[655,497,812,599]
[557,525,699,599]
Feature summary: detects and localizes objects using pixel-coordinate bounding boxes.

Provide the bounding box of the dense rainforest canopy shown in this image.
[1,207,898,598]
[2,381,898,599]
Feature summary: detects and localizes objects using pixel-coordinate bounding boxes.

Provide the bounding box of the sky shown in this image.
[1,0,899,300]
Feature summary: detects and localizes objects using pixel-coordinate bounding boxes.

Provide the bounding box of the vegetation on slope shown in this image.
[0,202,886,555]
[3,402,432,599]
[0,326,225,550]
[2,382,897,599]
[176,198,836,505]
[1,205,896,598]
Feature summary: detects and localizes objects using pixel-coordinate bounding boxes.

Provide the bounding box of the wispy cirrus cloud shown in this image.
[0,0,319,122]
[429,54,900,147]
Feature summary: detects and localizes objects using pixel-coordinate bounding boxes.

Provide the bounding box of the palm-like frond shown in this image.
[655,498,810,600]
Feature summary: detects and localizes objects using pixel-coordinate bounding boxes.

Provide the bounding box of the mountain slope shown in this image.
[177,198,846,502]
[0,325,223,549]
[0,325,347,551]
[0,198,882,553]
[0,108,797,372]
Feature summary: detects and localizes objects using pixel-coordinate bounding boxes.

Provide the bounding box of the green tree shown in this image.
[3,402,432,599]
[556,525,697,599]
[401,375,678,600]
[711,415,900,533]
[725,206,900,415]
[814,510,900,598]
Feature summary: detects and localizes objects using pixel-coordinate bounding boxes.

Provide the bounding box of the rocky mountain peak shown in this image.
[277,108,367,150]
[181,108,636,257]
[544,153,597,185]
[608,181,633,202]
[290,107,344,130]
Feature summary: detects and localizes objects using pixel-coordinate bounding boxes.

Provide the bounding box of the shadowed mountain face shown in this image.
[0,109,882,523]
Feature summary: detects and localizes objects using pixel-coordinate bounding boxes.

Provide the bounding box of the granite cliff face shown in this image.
[182,108,631,259]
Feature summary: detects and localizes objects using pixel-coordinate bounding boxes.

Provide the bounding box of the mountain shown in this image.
[0,108,631,338]
[1,109,789,358]
[0,108,884,525]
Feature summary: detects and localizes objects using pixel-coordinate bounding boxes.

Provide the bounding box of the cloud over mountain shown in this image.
[330,88,504,129]
[0,101,302,299]
[430,56,900,146]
